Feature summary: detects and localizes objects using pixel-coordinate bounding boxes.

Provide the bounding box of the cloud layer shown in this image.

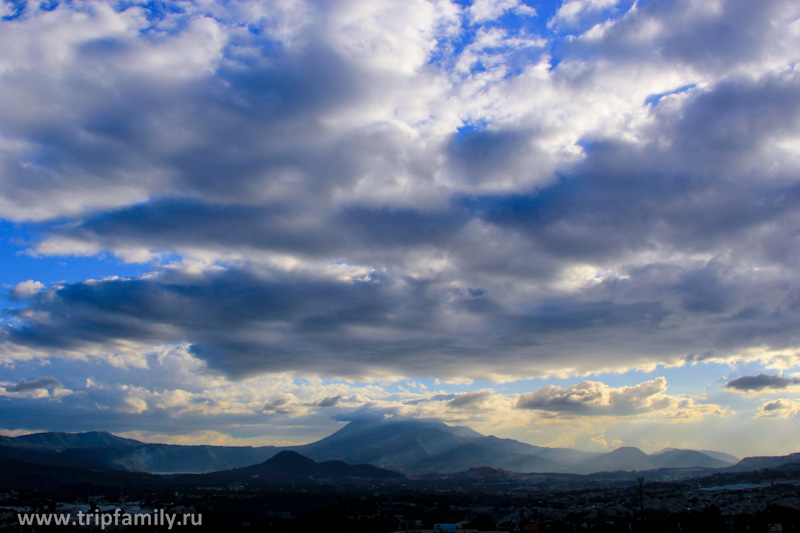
[1,0,800,453]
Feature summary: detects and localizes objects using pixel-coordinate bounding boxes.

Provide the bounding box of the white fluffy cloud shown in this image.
[516,378,668,413]
[9,280,45,301]
[514,377,725,420]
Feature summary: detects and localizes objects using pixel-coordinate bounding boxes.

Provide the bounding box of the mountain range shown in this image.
[0,448,402,492]
[3,417,789,478]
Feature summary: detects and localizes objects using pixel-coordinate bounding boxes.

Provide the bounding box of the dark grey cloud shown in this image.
[516,383,603,414]
[53,200,472,260]
[331,409,400,423]
[446,128,547,187]
[756,398,799,418]
[313,395,342,408]
[419,390,494,409]
[5,377,61,393]
[3,255,800,380]
[261,397,296,415]
[762,400,787,412]
[726,374,800,392]
[445,390,493,409]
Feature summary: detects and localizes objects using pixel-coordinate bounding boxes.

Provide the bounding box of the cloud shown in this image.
[513,377,726,421]
[446,390,494,408]
[0,346,372,439]
[756,398,800,418]
[9,280,45,301]
[549,0,619,29]
[426,389,497,410]
[515,377,670,415]
[726,374,800,393]
[0,0,799,436]
[261,395,304,416]
[469,0,536,24]
[3,252,800,382]
[309,395,342,408]
[571,0,800,78]
[5,377,61,393]
[0,349,737,453]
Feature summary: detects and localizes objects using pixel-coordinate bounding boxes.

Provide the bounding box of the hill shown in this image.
[187,450,404,484]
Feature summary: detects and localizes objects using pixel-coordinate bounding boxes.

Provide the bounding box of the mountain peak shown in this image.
[609,446,648,457]
[264,450,316,469]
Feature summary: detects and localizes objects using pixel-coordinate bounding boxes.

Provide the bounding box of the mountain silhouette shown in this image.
[291,417,594,474]
[0,418,745,476]
[184,450,403,484]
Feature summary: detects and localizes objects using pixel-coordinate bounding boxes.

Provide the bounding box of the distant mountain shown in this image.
[494,436,598,466]
[649,449,734,469]
[114,442,279,473]
[1,432,278,473]
[574,446,736,474]
[1,419,744,476]
[575,446,654,474]
[730,452,800,471]
[292,417,579,474]
[294,418,483,464]
[1,431,142,449]
[652,447,739,465]
[698,450,740,464]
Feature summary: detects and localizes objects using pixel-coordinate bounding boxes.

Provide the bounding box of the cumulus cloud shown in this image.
[516,378,670,414]
[5,377,61,393]
[756,399,800,418]
[9,280,45,301]
[726,374,800,392]
[514,377,726,420]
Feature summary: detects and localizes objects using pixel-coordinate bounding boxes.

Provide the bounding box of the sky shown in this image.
[1,0,800,458]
